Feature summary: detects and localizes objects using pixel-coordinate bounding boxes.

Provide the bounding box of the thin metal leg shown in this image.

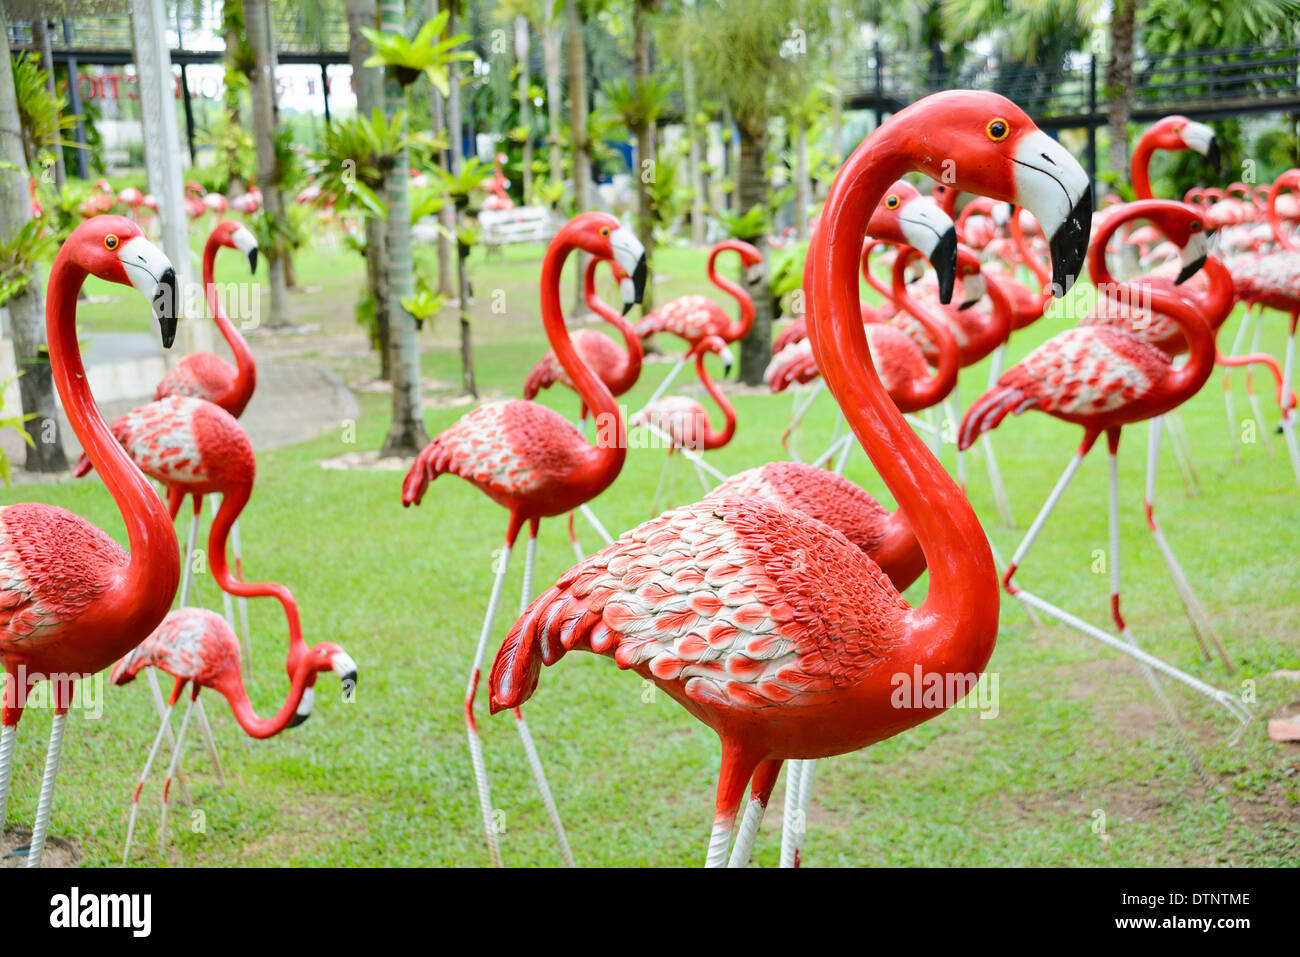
[26,710,69,868]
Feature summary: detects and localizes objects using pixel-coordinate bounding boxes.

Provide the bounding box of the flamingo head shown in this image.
[68,215,178,347]
[954,245,986,310]
[561,212,647,314]
[689,334,735,376]
[1112,200,1212,286]
[893,91,1092,295]
[215,219,260,273]
[1148,115,1219,169]
[287,642,359,728]
[869,181,958,303]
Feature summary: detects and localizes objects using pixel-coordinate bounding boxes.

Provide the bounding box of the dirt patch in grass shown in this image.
[1,828,79,867]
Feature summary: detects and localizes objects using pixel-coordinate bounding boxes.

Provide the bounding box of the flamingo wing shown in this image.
[402,400,589,507]
[959,326,1168,448]
[706,463,894,558]
[0,503,123,643]
[489,499,909,714]
[154,352,236,406]
[111,608,237,687]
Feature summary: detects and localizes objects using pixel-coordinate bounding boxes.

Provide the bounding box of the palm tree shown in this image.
[694,0,818,384]
[364,3,471,454]
[0,12,65,473]
[244,0,291,327]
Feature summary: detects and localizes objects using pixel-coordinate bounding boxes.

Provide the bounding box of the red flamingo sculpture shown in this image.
[153,220,260,418]
[113,607,356,861]
[523,255,640,558]
[402,212,647,866]
[488,90,1093,867]
[523,257,640,418]
[633,335,736,509]
[482,152,515,210]
[633,239,760,406]
[774,179,961,461]
[960,200,1251,729]
[0,215,180,867]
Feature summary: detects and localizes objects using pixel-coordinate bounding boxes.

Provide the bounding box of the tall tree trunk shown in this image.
[542,0,563,183]
[681,0,704,246]
[378,0,430,457]
[244,0,290,328]
[1106,0,1139,189]
[426,0,454,298]
[566,0,591,312]
[31,18,66,190]
[515,15,533,201]
[456,217,477,397]
[222,0,248,197]
[0,14,66,473]
[794,126,809,241]
[448,2,463,175]
[735,121,772,385]
[347,0,391,379]
[632,0,655,311]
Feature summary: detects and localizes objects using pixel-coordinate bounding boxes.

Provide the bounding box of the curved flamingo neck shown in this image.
[202,233,257,415]
[542,234,624,473]
[694,351,736,449]
[214,662,314,739]
[46,249,179,633]
[1151,278,1218,401]
[707,244,755,340]
[890,249,959,408]
[803,120,997,646]
[584,258,643,394]
[1196,256,1237,334]
[1130,133,1158,200]
[1268,174,1298,252]
[861,242,893,300]
[1010,209,1052,295]
[208,485,307,666]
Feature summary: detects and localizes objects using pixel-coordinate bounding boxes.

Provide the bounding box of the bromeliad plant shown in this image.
[361,10,474,91]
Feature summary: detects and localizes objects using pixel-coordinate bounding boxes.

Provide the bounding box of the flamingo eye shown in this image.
[1190,220,1203,233]
[599,226,611,237]
[104,235,119,251]
[885,194,900,209]
[986,118,1009,142]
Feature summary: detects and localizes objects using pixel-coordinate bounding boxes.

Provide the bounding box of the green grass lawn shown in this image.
[5,232,1299,867]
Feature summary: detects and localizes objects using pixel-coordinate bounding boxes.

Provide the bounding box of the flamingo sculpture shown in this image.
[523,257,641,418]
[231,187,262,216]
[113,608,357,861]
[482,152,515,210]
[770,179,960,460]
[1221,169,1300,477]
[633,335,736,510]
[523,256,640,558]
[402,212,647,866]
[0,215,180,867]
[772,241,961,467]
[633,240,760,407]
[960,199,1251,729]
[154,220,260,418]
[487,90,1093,867]
[184,182,207,220]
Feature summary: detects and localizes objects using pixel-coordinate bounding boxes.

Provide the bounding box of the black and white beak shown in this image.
[899,196,959,305]
[232,225,259,274]
[610,226,647,315]
[120,235,179,348]
[959,271,986,311]
[1182,121,1219,172]
[1013,130,1092,296]
[1175,231,1209,285]
[290,687,315,728]
[332,651,359,701]
[719,343,735,377]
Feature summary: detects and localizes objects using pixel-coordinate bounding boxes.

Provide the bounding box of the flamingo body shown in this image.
[525,329,626,399]
[490,498,956,761]
[403,400,608,517]
[637,295,730,343]
[706,462,924,591]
